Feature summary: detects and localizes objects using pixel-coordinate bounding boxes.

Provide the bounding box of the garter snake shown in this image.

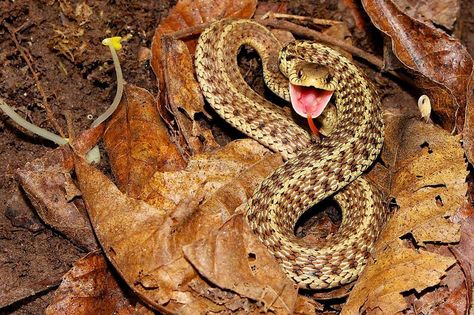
[195,19,386,289]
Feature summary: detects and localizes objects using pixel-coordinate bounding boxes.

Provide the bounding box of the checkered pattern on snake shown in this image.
[195,19,386,289]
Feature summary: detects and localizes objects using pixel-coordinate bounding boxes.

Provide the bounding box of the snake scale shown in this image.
[195,19,386,289]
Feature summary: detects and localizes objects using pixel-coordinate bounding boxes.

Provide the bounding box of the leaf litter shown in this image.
[45,252,153,315]
[344,100,467,314]
[362,0,474,165]
[6,0,474,313]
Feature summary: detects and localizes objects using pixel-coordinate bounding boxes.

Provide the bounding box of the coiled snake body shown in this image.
[195,19,386,289]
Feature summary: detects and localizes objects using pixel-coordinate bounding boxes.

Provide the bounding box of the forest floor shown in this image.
[1,0,473,314]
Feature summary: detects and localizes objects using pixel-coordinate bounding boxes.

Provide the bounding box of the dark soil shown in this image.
[0,0,472,314]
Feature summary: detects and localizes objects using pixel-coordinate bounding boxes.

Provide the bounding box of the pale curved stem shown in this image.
[0,98,68,145]
[91,45,124,128]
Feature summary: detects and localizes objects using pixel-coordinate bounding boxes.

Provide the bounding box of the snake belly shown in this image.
[195,19,386,290]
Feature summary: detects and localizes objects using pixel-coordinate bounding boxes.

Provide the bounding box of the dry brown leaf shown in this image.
[340,0,370,33]
[5,188,44,232]
[343,242,455,314]
[381,121,466,245]
[15,126,103,251]
[393,0,460,30]
[103,84,186,198]
[463,90,474,166]
[45,252,151,315]
[392,203,473,313]
[73,138,305,313]
[451,204,474,281]
[362,0,473,135]
[254,1,288,19]
[183,215,298,314]
[343,112,467,313]
[161,37,218,156]
[140,139,271,209]
[367,90,419,195]
[150,0,257,82]
[433,203,474,313]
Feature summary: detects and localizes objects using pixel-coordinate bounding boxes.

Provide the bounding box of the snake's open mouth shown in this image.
[289,83,334,119]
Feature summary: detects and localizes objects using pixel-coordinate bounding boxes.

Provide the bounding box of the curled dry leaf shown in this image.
[73,137,312,313]
[15,126,104,251]
[45,252,151,315]
[362,0,473,135]
[162,37,218,156]
[344,105,467,313]
[103,84,186,198]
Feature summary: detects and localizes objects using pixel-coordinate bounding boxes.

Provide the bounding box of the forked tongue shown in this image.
[289,83,333,119]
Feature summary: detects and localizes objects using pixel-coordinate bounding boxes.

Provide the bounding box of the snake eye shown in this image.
[325,74,333,84]
[297,69,303,80]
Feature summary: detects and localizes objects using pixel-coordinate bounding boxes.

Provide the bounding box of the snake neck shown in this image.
[223,20,290,101]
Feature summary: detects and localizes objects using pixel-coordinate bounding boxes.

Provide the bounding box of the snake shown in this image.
[195,19,386,290]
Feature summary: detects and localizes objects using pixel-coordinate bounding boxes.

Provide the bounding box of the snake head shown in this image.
[288,62,336,119]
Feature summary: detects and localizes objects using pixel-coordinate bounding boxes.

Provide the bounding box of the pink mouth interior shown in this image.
[289,83,334,119]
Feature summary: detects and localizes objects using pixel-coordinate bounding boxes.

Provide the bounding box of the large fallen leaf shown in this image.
[16,126,103,251]
[45,252,151,315]
[73,138,316,313]
[343,111,467,313]
[381,122,466,245]
[183,215,298,313]
[362,0,473,135]
[343,242,455,314]
[103,84,186,198]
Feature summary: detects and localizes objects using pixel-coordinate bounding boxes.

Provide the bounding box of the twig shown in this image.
[260,18,384,69]
[63,110,75,140]
[260,12,343,26]
[4,22,65,137]
[170,22,212,40]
